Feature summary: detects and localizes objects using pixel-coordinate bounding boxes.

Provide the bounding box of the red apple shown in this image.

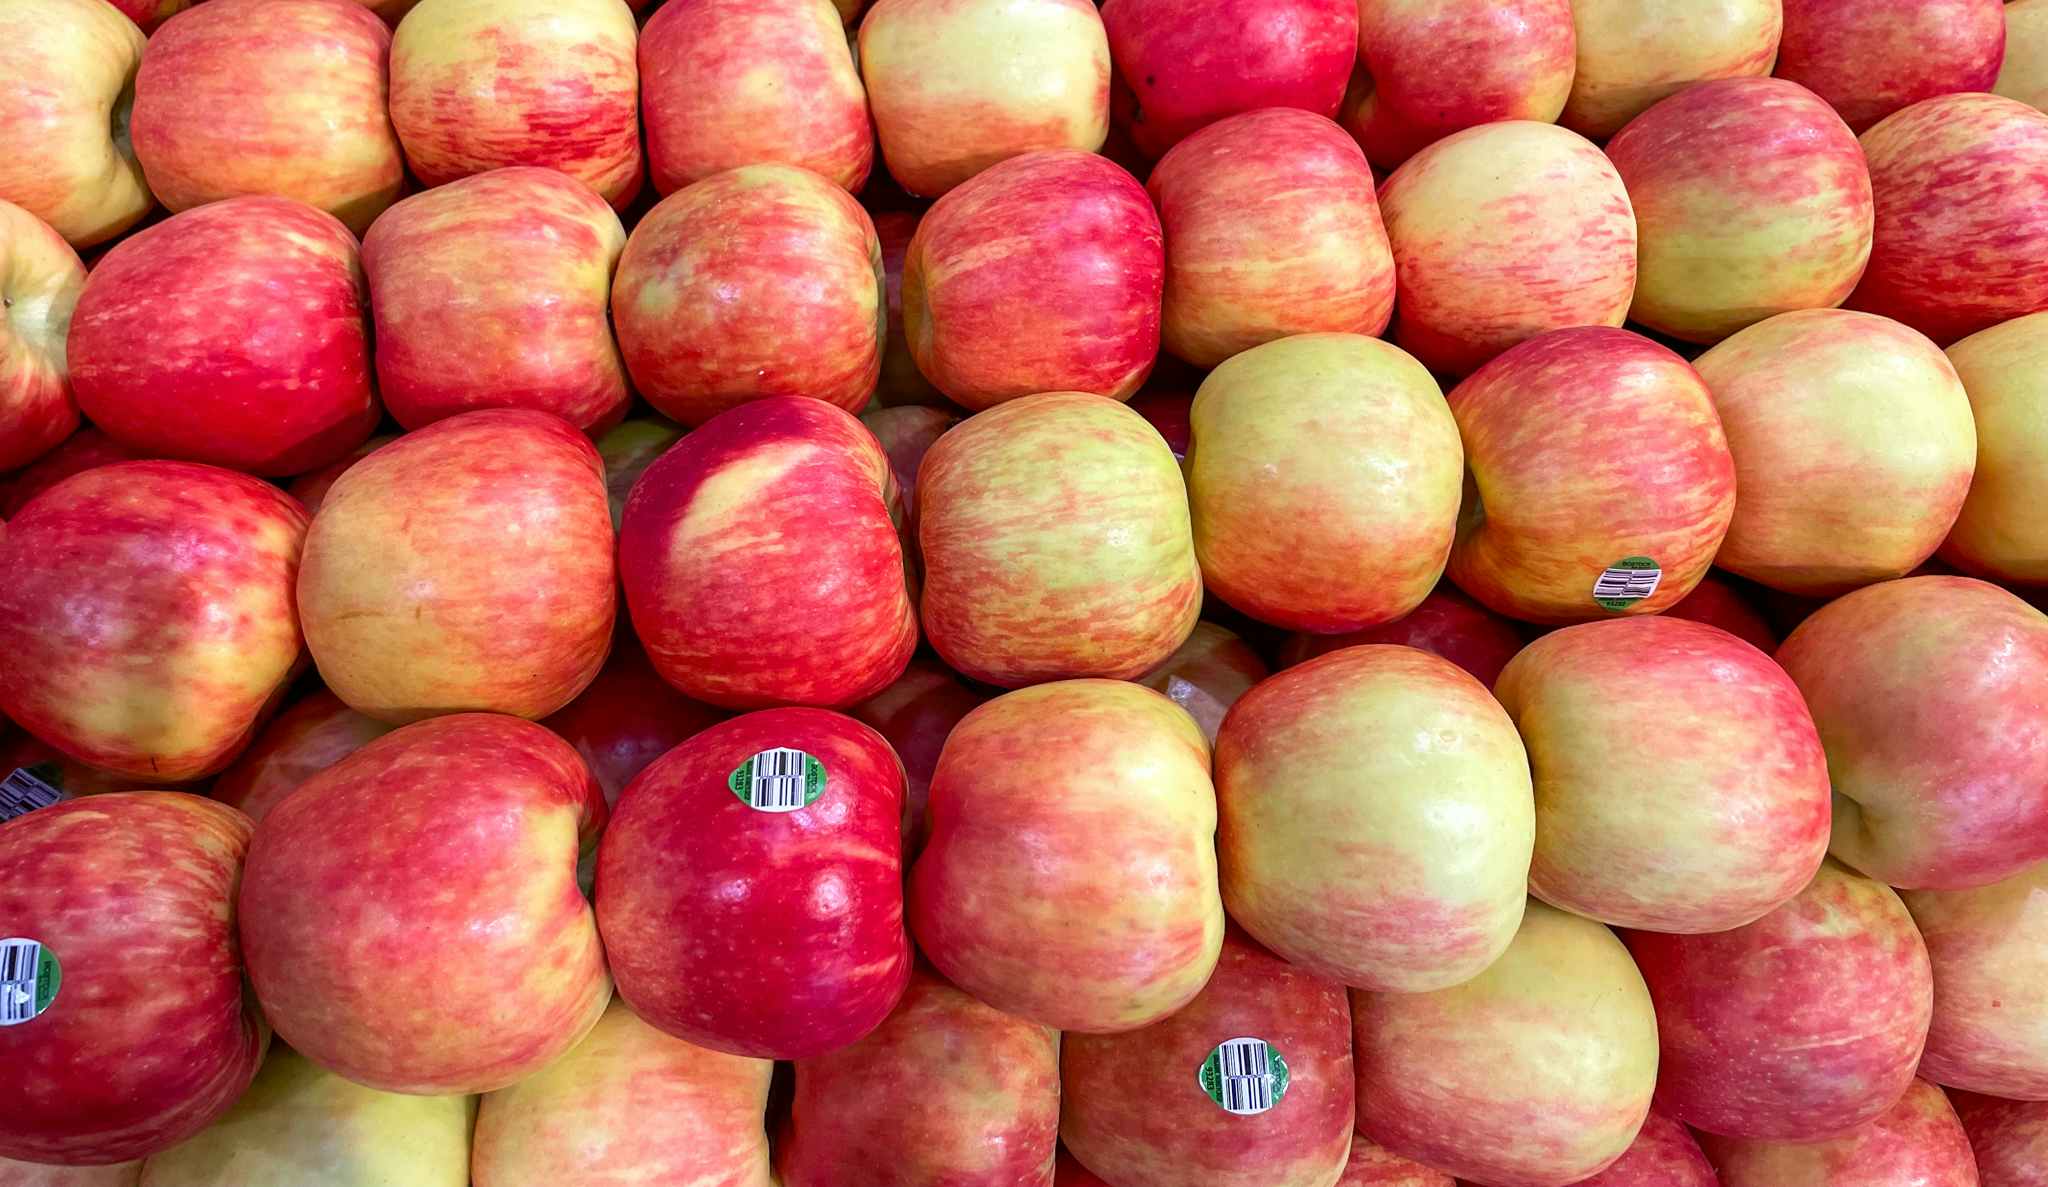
[1941,312,2048,585]
[1700,1079,1977,1187]
[1337,1137,1453,1187]
[0,0,152,247]
[1056,1150,1109,1187]
[869,210,945,408]
[1127,389,1191,459]
[1135,621,1268,745]
[1575,1111,1716,1187]
[282,434,392,520]
[594,416,685,531]
[1660,572,1777,653]
[1902,863,2048,1099]
[208,689,391,825]
[0,428,138,520]
[0,794,265,1165]
[1777,0,2004,134]
[1951,1093,2048,1187]
[541,638,727,809]
[1277,585,1526,688]
[1562,0,1782,139]
[860,403,956,523]
[848,656,983,848]
[0,201,82,472]
[0,733,158,799]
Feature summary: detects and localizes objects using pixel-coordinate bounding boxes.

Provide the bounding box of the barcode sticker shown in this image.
[726,748,827,813]
[0,766,69,824]
[0,938,59,1027]
[1197,1036,1289,1116]
[1592,556,1662,610]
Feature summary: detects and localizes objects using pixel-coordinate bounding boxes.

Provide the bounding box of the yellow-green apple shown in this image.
[1693,310,1973,594]
[0,462,305,781]
[1849,93,2048,345]
[1626,859,1934,1139]
[1561,0,1781,139]
[779,967,1060,1186]
[859,0,1110,197]
[620,397,915,708]
[0,1160,137,1185]
[388,0,641,208]
[1062,925,1353,1187]
[909,680,1224,1031]
[1136,621,1268,745]
[594,416,683,531]
[1187,333,1462,632]
[1336,1137,1453,1187]
[870,210,944,408]
[640,0,870,195]
[904,150,1162,408]
[1277,585,1526,688]
[298,409,616,723]
[541,636,726,808]
[0,0,151,247]
[1952,1093,2048,1187]
[1607,77,1873,344]
[1353,900,1659,1187]
[917,393,1199,685]
[1101,0,1355,159]
[0,200,83,471]
[471,995,774,1187]
[1575,1111,1715,1187]
[1776,576,2048,889]
[1446,327,1737,623]
[1939,312,2048,584]
[136,1046,472,1187]
[1343,0,1575,170]
[613,164,882,426]
[2000,0,2048,113]
[210,689,391,824]
[0,794,265,1164]
[0,428,137,520]
[67,196,379,477]
[1902,862,2048,1098]
[1378,122,1636,376]
[1777,0,2004,134]
[1661,571,1778,653]
[1148,109,1394,367]
[596,709,909,1058]
[131,0,404,235]
[849,657,984,850]
[362,168,629,435]
[283,434,391,519]
[1699,1079,1977,1187]
[1216,646,1533,991]
[860,403,956,523]
[1495,616,1830,933]
[240,713,609,1093]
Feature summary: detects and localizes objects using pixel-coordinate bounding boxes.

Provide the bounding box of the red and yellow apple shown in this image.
[1699,1079,1978,1187]
[1951,1093,2048,1187]
[1938,312,2048,585]
[0,0,152,247]
[1277,585,1526,689]
[210,689,392,824]
[1561,0,1782,139]
[0,200,83,471]
[284,435,391,520]
[1661,572,1777,653]
[869,210,944,408]
[541,637,726,808]
[0,428,138,520]
[848,657,984,848]
[1902,862,2048,1099]
[1575,1111,1716,1187]
[1135,621,1268,745]
[1777,0,2005,133]
[1336,1137,1454,1187]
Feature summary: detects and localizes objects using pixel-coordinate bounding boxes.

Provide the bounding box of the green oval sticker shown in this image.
[727,748,827,813]
[1592,556,1663,611]
[1197,1037,1289,1116]
[0,938,59,1026]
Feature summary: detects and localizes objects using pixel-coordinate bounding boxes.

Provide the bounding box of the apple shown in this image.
[1939,312,2048,585]
[1951,1093,2048,1187]
[1135,621,1268,745]
[1661,572,1778,653]
[779,967,1060,1186]
[1607,77,1874,344]
[596,708,910,1059]
[0,200,83,471]
[2000,0,2048,114]
[917,393,1199,686]
[1216,645,1533,991]
[860,404,956,523]
[241,713,609,1094]
[1127,389,1191,459]
[1776,576,2048,890]
[613,164,882,427]
[0,0,151,247]
[283,434,392,520]
[0,462,305,782]
[1699,1079,1977,1187]
[0,794,265,1165]
[594,416,684,530]
[1277,585,1526,689]
[640,0,869,195]
[541,637,727,809]
[298,409,616,724]
[0,1160,137,1186]
[472,996,775,1187]
[1148,109,1394,367]
[904,150,1162,408]
[1336,1138,1453,1187]
[0,733,157,798]
[1378,122,1637,376]
[869,210,944,408]
[1561,0,1782,140]
[1777,0,2005,134]
[1188,333,1462,632]
[388,0,642,208]
[1625,859,1934,1140]
[1575,1111,1716,1187]
[848,658,983,851]
[0,428,137,520]
[1354,900,1659,1187]
[362,168,630,436]
[130,0,404,235]
[909,680,1224,1032]
[1057,1150,1110,1187]
[1901,862,2048,1099]
[859,0,1110,197]
[210,689,392,824]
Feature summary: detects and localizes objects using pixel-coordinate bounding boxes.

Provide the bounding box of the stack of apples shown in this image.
[2,0,2048,1184]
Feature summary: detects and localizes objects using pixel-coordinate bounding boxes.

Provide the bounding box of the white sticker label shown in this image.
[0,938,58,1026]
[1197,1036,1289,1116]
[1592,557,1662,610]
[0,767,68,823]
[726,748,826,813]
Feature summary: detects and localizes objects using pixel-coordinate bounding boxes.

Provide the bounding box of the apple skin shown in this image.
[1661,572,1777,653]
[541,637,727,809]
[0,1160,137,1185]
[640,0,870,195]
[1848,93,2048,347]
[904,150,1162,409]
[1951,1092,2048,1187]
[1495,616,1831,933]
[1777,0,2005,134]
[283,434,391,519]
[596,708,910,1060]
[1136,621,1268,745]
[1378,122,1637,377]
[0,461,306,782]
[916,393,1200,686]
[1336,1137,1453,1187]
[1607,77,1874,345]
[0,794,266,1166]
[1055,1150,1110,1187]
[1188,334,1463,633]
[613,164,882,427]
[1625,859,1935,1140]
[2000,0,2048,115]
[136,1046,472,1187]
[860,403,957,523]
[0,0,152,247]
[1938,312,2048,585]
[1148,109,1394,367]
[130,0,403,236]
[472,996,775,1187]
[869,210,945,408]
[1217,645,1534,993]
[241,713,610,1094]
[1128,389,1191,459]
[362,167,631,436]
[1699,1079,1978,1187]
[859,0,1110,197]
[909,680,1225,1033]
[0,428,138,520]
[620,397,916,709]
[1278,585,1526,689]
[1562,0,1782,140]
[1446,327,1737,624]
[1902,863,2048,1098]
[0,733,159,798]
[848,656,984,849]
[0,200,82,472]
[594,416,684,531]
[298,408,617,724]
[210,689,393,824]
[1776,576,2048,890]
[1574,1111,1716,1187]
[779,967,1061,1187]
[1353,900,1659,1187]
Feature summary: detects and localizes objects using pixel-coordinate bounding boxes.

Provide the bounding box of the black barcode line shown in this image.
[0,939,39,1026]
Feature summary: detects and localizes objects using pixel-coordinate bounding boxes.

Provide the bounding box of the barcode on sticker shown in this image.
[1198,1036,1288,1116]
[0,939,54,1027]
[1592,556,1663,610]
[0,767,66,823]
[727,748,827,813]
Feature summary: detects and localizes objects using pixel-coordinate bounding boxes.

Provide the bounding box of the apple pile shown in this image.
[3,0,2048,1184]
